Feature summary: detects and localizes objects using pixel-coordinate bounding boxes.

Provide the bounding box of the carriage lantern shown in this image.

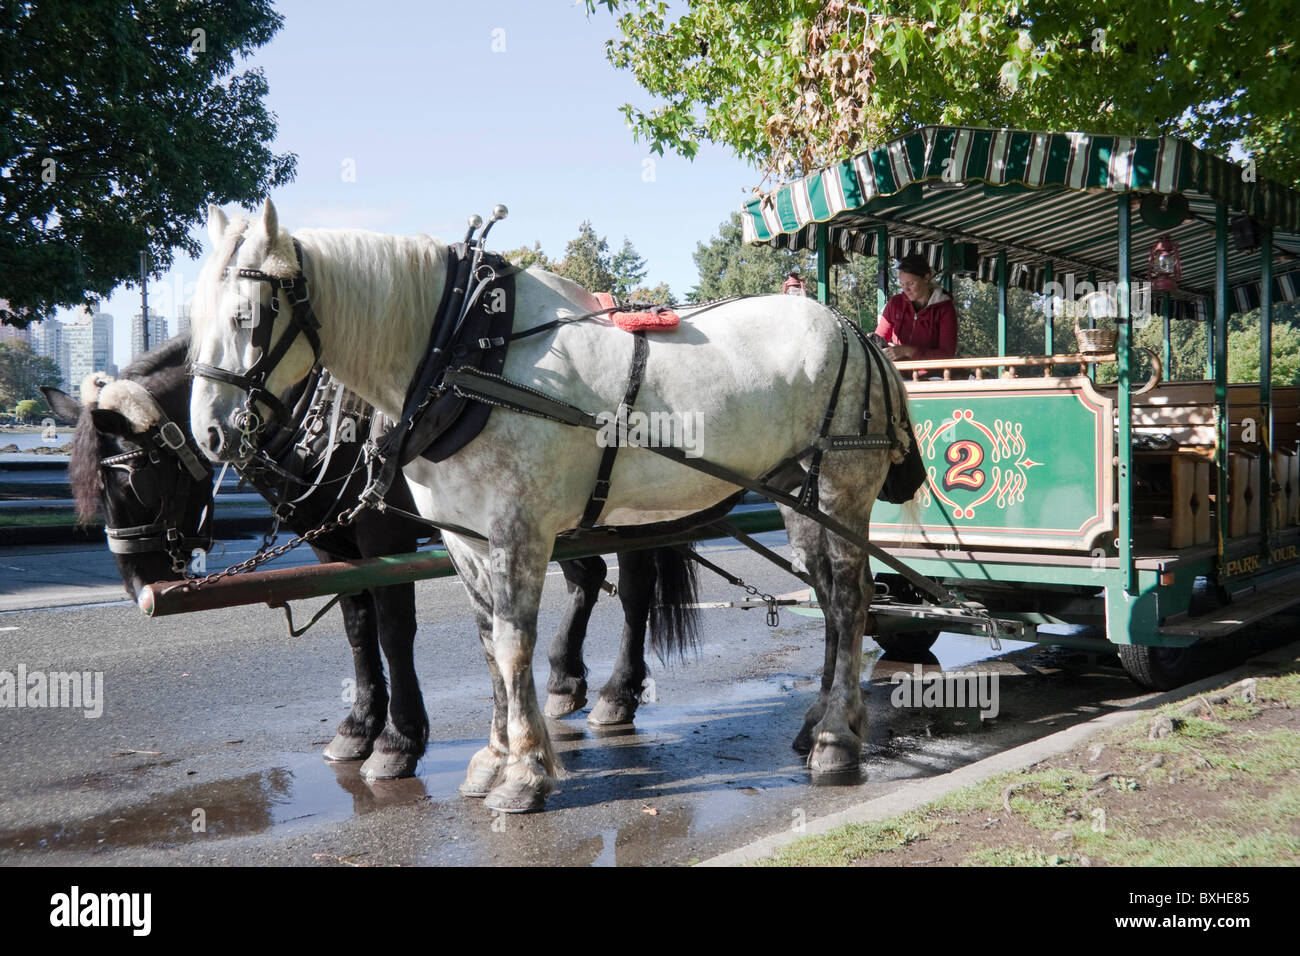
[1147,235,1181,294]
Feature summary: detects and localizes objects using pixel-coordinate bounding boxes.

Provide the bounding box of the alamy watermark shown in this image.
[50,886,150,936]
[595,405,704,458]
[0,665,104,718]
[889,664,999,719]
[1039,274,1155,326]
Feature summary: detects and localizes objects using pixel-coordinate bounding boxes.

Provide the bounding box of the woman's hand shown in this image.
[884,345,917,360]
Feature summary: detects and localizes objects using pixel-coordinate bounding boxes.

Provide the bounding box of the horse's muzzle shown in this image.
[204,424,226,458]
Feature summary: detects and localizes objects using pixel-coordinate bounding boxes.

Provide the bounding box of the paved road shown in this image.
[0,531,1274,866]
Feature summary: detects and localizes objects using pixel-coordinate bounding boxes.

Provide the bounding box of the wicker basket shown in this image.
[1073,291,1119,354]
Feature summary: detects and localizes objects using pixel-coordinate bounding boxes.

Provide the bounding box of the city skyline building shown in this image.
[63,310,116,395]
[130,307,168,360]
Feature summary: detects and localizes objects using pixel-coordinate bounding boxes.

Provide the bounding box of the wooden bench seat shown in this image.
[1104,381,1300,546]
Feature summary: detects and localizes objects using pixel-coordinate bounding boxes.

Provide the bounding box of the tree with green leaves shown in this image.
[551,222,659,298]
[627,282,674,305]
[503,242,554,272]
[0,342,63,410]
[554,222,617,294]
[589,0,1298,187]
[1227,303,1300,385]
[14,398,49,423]
[690,212,816,301]
[1,0,297,326]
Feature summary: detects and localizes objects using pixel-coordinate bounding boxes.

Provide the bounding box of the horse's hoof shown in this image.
[808,738,861,776]
[323,734,372,762]
[792,725,814,755]
[459,755,504,798]
[484,780,548,814]
[545,692,588,718]
[360,749,419,780]
[588,697,637,726]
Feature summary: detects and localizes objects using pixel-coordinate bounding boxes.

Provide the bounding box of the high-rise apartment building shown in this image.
[63,310,115,395]
[131,308,168,359]
[175,303,191,342]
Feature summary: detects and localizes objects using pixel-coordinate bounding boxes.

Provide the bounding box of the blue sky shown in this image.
[62,0,759,368]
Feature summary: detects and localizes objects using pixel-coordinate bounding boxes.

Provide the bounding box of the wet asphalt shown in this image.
[0,531,1270,867]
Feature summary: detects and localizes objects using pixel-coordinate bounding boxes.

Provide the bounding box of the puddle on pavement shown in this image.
[0,741,488,856]
[2,633,1044,863]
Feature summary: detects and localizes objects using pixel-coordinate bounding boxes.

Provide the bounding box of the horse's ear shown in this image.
[42,387,83,424]
[90,407,135,437]
[207,204,230,246]
[260,199,279,239]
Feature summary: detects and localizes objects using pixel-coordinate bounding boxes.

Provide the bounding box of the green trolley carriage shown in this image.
[743,125,1300,689]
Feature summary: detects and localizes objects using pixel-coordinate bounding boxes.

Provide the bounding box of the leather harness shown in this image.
[191,240,323,435]
[187,237,951,609]
[99,415,213,572]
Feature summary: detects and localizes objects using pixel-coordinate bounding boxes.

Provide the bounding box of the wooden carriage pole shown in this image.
[1214,202,1231,565]
[1260,228,1274,545]
[1116,194,1135,593]
[139,508,789,617]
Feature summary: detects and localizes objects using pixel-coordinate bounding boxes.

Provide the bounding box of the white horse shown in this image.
[189,201,913,813]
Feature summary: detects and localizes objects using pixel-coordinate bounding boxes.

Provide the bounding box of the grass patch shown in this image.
[754,664,1300,867]
[963,845,1069,866]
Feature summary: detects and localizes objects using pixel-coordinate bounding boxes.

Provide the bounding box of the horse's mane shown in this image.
[67,336,193,523]
[188,212,446,415]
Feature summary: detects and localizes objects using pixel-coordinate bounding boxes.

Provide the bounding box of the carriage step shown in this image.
[1159,571,1300,639]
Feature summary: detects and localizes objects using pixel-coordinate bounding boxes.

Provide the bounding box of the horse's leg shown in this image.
[801,449,881,775]
[443,536,510,797]
[360,581,428,779]
[545,555,606,717]
[481,521,559,813]
[589,548,653,726]
[323,588,388,762]
[807,533,871,774]
[781,511,838,755]
[463,612,513,797]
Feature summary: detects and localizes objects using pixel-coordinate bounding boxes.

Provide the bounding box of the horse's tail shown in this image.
[648,545,701,663]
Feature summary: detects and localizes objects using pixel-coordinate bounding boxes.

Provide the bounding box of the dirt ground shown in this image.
[764,653,1300,867]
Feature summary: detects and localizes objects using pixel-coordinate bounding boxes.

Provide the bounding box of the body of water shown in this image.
[0,430,75,452]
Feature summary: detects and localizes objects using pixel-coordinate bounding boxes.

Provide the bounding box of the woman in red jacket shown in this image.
[874,253,958,363]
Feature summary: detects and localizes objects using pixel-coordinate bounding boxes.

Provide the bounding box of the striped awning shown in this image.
[743,127,1300,312]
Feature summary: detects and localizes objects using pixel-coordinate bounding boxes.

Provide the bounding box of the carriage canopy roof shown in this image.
[742,126,1300,316]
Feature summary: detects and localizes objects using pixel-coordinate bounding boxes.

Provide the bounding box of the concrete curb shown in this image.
[699,643,1300,866]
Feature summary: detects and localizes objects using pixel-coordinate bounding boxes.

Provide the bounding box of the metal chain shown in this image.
[182,509,356,589]
[679,548,782,627]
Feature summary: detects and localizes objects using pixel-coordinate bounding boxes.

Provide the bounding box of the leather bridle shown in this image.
[191,239,323,446]
[99,417,214,573]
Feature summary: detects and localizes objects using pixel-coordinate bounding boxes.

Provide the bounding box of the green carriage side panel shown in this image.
[872,377,1115,550]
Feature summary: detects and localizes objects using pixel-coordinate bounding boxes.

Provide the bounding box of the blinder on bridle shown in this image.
[99,417,215,573]
[191,239,323,448]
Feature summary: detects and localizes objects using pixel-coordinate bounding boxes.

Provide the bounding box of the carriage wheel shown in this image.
[873,631,941,658]
[869,573,942,658]
[1116,643,1199,691]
